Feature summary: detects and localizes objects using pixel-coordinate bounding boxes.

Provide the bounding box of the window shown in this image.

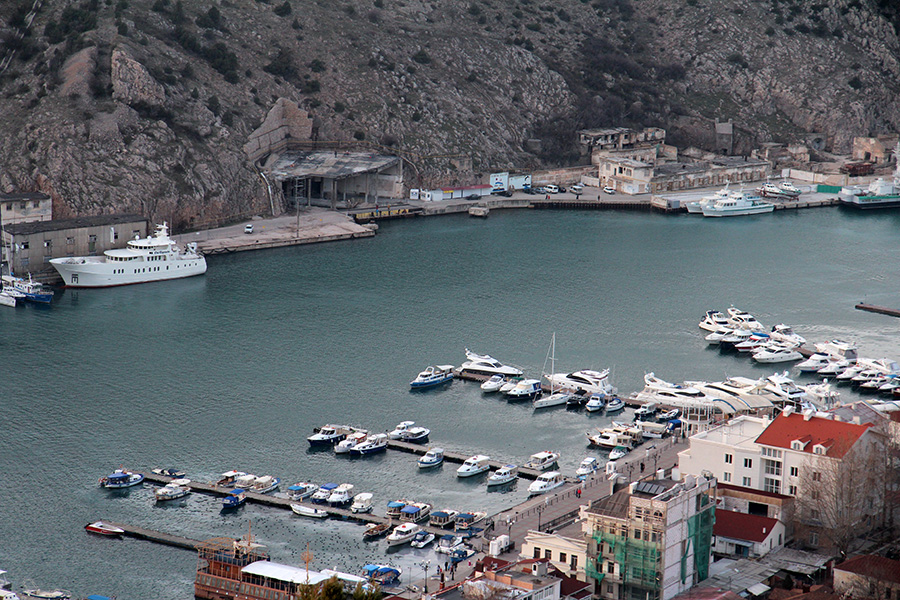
[812,471,821,482]
[811,490,819,500]
[544,549,551,559]
[20,241,29,250]
[66,237,74,245]
[634,530,641,540]
[560,553,567,563]
[723,472,732,482]
[761,447,782,458]
[790,466,798,477]
[742,477,751,487]
[764,477,781,494]
[534,547,540,559]
[811,509,820,520]
[607,562,614,574]
[809,532,819,546]
[724,453,733,464]
[570,555,577,569]
[763,459,782,476]
[743,458,752,468]
[789,485,797,495]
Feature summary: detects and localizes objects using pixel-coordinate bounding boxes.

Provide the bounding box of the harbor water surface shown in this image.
[3,207,899,598]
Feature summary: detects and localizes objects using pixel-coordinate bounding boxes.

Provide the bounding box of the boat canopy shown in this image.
[387,501,406,508]
[229,488,246,494]
[287,484,303,491]
[431,511,449,518]
[401,505,422,515]
[319,483,339,490]
[243,560,330,585]
[457,513,475,520]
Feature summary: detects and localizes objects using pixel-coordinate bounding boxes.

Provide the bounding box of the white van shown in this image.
[544,185,559,194]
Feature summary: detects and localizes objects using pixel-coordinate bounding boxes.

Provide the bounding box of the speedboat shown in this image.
[726,307,765,331]
[151,467,186,478]
[307,424,353,446]
[410,531,436,548]
[533,391,571,409]
[222,489,247,509]
[698,310,729,332]
[609,446,629,461]
[818,358,852,376]
[769,324,806,346]
[409,365,455,388]
[575,457,600,479]
[335,430,368,454]
[877,376,900,395]
[585,394,605,412]
[21,588,70,599]
[361,565,402,586]
[154,478,192,501]
[505,378,542,401]
[523,451,559,471]
[252,476,280,494]
[400,502,432,522]
[544,369,617,396]
[487,464,518,487]
[398,426,430,444]
[84,521,125,536]
[566,389,590,407]
[327,483,355,506]
[350,492,374,513]
[457,455,491,477]
[286,482,318,500]
[99,469,144,489]
[796,353,838,372]
[605,397,624,412]
[388,421,415,439]
[385,523,421,547]
[527,471,564,495]
[435,534,466,554]
[734,332,771,352]
[837,363,866,381]
[752,342,803,363]
[459,349,523,378]
[351,433,389,455]
[658,408,680,420]
[764,371,808,406]
[480,375,506,392]
[701,191,774,218]
[429,510,459,528]
[418,447,444,468]
[291,503,329,518]
[311,483,339,503]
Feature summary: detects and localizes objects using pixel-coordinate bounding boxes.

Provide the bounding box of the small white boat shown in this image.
[291,503,329,518]
[410,365,455,388]
[351,492,374,513]
[734,332,772,352]
[21,589,70,599]
[459,349,523,378]
[505,378,543,401]
[487,464,518,487]
[286,482,318,500]
[796,353,837,372]
[575,457,600,479]
[398,426,430,444]
[634,402,658,418]
[99,469,144,489]
[720,328,754,348]
[585,394,605,412]
[698,310,729,332]
[252,475,281,494]
[702,191,774,217]
[457,455,491,477]
[214,470,247,487]
[769,324,806,346]
[609,446,629,461]
[235,474,258,489]
[400,502,432,523]
[658,408,680,420]
[435,534,466,554]
[817,358,852,375]
[704,327,732,345]
[386,523,421,547]
[351,433,389,456]
[335,430,368,454]
[480,375,506,392]
[311,483,339,503]
[411,530,436,548]
[499,378,522,393]
[836,364,866,381]
[523,451,559,471]
[532,391,571,409]
[388,421,416,440]
[84,521,125,536]
[327,483,355,506]
[418,447,444,468]
[752,343,803,363]
[605,397,625,412]
[527,471,565,495]
[726,307,765,331]
[154,478,192,502]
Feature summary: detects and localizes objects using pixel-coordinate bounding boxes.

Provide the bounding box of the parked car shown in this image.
[544,185,559,194]
[602,186,615,195]
[571,184,584,194]
[494,189,513,197]
[244,224,254,234]
[466,193,481,200]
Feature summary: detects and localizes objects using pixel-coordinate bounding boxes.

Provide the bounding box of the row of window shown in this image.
[1,201,42,210]
[531,547,578,569]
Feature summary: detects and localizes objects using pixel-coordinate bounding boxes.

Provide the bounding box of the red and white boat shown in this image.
[84,521,125,536]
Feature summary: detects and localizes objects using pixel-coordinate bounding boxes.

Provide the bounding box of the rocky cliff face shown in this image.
[0,0,897,227]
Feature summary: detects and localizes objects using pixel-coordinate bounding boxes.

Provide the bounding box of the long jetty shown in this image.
[855,302,900,318]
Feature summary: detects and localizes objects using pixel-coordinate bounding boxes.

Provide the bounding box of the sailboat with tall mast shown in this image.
[533,333,572,408]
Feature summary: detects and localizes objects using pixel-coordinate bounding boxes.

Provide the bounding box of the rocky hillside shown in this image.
[0,0,898,227]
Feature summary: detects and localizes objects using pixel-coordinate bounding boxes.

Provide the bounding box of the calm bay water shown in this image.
[2,207,899,598]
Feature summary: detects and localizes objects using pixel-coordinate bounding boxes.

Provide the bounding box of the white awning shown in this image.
[242,561,330,585]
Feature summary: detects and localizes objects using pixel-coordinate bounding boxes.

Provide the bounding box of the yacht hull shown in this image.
[51,257,207,287]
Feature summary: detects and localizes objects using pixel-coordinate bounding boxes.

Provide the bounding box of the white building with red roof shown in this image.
[712,509,784,559]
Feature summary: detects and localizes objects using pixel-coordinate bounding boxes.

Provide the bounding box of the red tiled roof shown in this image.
[835,555,900,584]
[713,509,779,543]
[477,556,511,572]
[754,412,871,458]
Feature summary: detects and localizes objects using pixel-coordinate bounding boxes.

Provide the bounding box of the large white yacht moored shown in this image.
[457,455,491,477]
[752,342,803,363]
[725,307,765,331]
[523,451,559,471]
[459,349,523,378]
[50,223,206,287]
[544,369,617,396]
[527,471,565,495]
[698,310,729,332]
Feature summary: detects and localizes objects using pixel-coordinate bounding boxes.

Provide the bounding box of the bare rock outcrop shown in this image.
[110,47,165,109]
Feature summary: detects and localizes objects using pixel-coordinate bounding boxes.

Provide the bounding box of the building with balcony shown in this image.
[581,475,717,600]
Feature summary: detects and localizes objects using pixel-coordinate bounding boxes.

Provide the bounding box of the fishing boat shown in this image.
[386,500,410,519]
[400,502,432,523]
[311,483,339,504]
[410,530,436,548]
[487,464,518,487]
[417,447,444,468]
[335,430,368,454]
[151,467,186,478]
[363,522,391,539]
[222,489,247,509]
[361,565,402,586]
[585,394,605,412]
[429,509,459,528]
[388,421,416,439]
[286,482,318,500]
[527,471,565,495]
[1,274,52,304]
[290,503,329,518]
[523,451,560,471]
[98,469,144,489]
[454,512,487,532]
[398,426,430,444]
[251,475,280,494]
[409,365,455,388]
[350,492,374,513]
[327,483,355,506]
[351,433,388,455]
[84,521,125,536]
[505,378,543,401]
[307,424,354,446]
[605,397,625,412]
[21,588,70,599]
[214,470,246,487]
[575,457,600,479]
[457,455,491,477]
[386,523,421,547]
[435,534,466,554]
[154,478,192,501]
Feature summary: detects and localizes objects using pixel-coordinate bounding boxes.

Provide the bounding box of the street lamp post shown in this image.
[421,559,431,593]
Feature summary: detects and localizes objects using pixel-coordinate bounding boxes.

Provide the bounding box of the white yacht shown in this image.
[704,326,733,345]
[689,377,775,411]
[733,332,772,353]
[684,185,730,214]
[505,378,542,401]
[335,430,368,454]
[815,340,859,362]
[459,349,523,378]
[796,353,839,372]
[764,371,808,406]
[698,310,730,332]
[726,308,765,331]
[50,223,206,287]
[720,328,754,348]
[701,190,774,217]
[527,471,564,495]
[385,523,421,547]
[632,373,713,405]
[480,374,506,392]
[487,464,518,487]
[523,451,559,471]
[544,369,617,396]
[769,324,806,346]
[802,380,840,406]
[388,421,416,440]
[575,457,600,479]
[328,483,355,506]
[752,342,803,363]
[457,455,491,477]
[817,357,853,376]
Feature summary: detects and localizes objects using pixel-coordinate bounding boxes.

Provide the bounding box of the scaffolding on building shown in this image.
[591,529,661,593]
[682,498,715,584]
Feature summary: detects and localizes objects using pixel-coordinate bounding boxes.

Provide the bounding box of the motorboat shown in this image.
[84,521,124,536]
[154,478,192,501]
[587,424,642,448]
[252,476,280,494]
[99,469,144,489]
[286,482,318,500]
[701,190,774,217]
[151,467,186,478]
[685,185,731,214]
[499,378,522,393]
[877,376,900,395]
[398,426,430,444]
[527,471,565,495]
[361,565,402,586]
[544,369,617,396]
[435,534,466,554]
[769,324,806,346]
[0,286,20,308]
[457,455,491,477]
[634,420,668,438]
[859,373,891,391]
[817,359,852,376]
[733,332,771,353]
[698,310,729,332]
[409,365,455,388]
[350,492,374,513]
[487,464,518,486]
[214,470,247,487]
[429,510,459,528]
[658,408,680,420]
[764,371,808,406]
[363,523,391,539]
[21,588,70,599]
[335,430,368,454]
[386,500,410,519]
[796,353,839,372]
[815,339,859,361]
[633,373,713,406]
[585,394,605,412]
[459,349,523,378]
[311,483,339,504]
[837,363,866,381]
[605,397,625,412]
[385,523,421,547]
[480,374,506,392]
[418,447,444,468]
[634,401,658,418]
[566,389,591,407]
[410,530,436,548]
[222,489,247,509]
[858,357,900,374]
[388,421,416,439]
[291,503,329,518]
[704,327,733,345]
[50,222,206,287]
[752,342,803,363]
[505,378,542,401]
[609,446,629,461]
[575,457,600,479]
[852,369,890,388]
[779,180,802,195]
[235,474,258,489]
[1,274,53,303]
[454,512,487,532]
[400,502,432,522]
[533,391,571,409]
[523,451,559,471]
[726,307,765,331]
[351,433,389,455]
[327,483,355,506]
[307,424,353,446]
[720,328,754,349]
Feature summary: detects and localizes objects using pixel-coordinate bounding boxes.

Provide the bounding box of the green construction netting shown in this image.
[592,530,660,590]
[686,506,715,583]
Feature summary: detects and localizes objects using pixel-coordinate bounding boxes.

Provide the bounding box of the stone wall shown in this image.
[244,99,314,164]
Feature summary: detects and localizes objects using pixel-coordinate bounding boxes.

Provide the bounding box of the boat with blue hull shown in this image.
[222,489,246,509]
[410,365,455,388]
[307,424,354,446]
[351,433,389,456]
[1,275,52,304]
[99,469,144,489]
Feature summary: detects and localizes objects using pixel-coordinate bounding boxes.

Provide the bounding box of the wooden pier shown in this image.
[855,302,900,318]
[99,519,204,551]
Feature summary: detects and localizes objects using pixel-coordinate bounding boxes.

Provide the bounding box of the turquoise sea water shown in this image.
[2,207,898,598]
